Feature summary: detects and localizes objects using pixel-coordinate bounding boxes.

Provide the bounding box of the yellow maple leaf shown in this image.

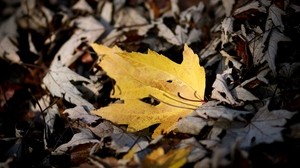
[141,147,191,168]
[91,43,205,138]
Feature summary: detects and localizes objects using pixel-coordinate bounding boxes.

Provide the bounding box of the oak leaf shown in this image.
[91,44,205,138]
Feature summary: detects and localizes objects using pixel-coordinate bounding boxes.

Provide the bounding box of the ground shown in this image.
[1,0,300,167]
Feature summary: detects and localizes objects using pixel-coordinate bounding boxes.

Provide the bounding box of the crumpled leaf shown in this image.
[221,17,234,46]
[50,16,104,67]
[156,2,205,46]
[88,121,114,138]
[268,4,285,32]
[288,123,300,139]
[260,3,290,75]
[64,106,100,125]
[179,2,204,24]
[141,147,191,168]
[82,121,148,154]
[278,63,300,78]
[176,116,207,135]
[233,1,266,15]
[100,1,113,23]
[231,86,259,101]
[101,6,151,46]
[0,14,18,40]
[248,31,265,65]
[72,0,93,13]
[241,68,270,86]
[194,101,250,121]
[222,100,295,147]
[290,3,300,12]
[200,38,221,67]
[0,157,14,168]
[20,0,53,31]
[53,128,99,155]
[195,143,248,168]
[0,37,20,63]
[30,95,59,135]
[91,44,205,138]
[211,69,237,105]
[222,0,235,16]
[109,127,149,153]
[177,101,249,135]
[177,137,207,162]
[211,69,258,105]
[114,7,149,36]
[157,23,187,46]
[264,29,290,75]
[220,50,243,70]
[0,12,19,64]
[43,63,94,110]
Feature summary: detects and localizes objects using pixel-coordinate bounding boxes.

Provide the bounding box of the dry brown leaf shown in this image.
[43,64,94,110]
[64,106,100,125]
[222,100,295,147]
[53,128,99,155]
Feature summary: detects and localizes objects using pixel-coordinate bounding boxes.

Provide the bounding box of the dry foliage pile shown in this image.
[1,0,300,167]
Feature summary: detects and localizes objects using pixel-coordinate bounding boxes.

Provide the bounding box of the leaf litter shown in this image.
[0,0,300,167]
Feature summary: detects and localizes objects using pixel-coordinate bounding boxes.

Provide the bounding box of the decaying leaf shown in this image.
[211,69,258,105]
[109,126,149,153]
[0,156,14,168]
[179,2,204,25]
[194,101,250,121]
[157,23,187,46]
[267,4,285,32]
[0,14,18,39]
[0,37,20,63]
[72,0,93,13]
[43,63,94,110]
[264,29,290,75]
[99,1,113,23]
[50,16,104,67]
[222,100,295,147]
[211,69,237,105]
[91,44,205,138]
[231,86,258,101]
[88,121,114,138]
[241,68,270,86]
[53,128,99,155]
[101,6,150,46]
[141,147,191,168]
[288,123,300,139]
[177,101,249,135]
[176,116,207,135]
[19,0,53,30]
[195,143,248,168]
[64,106,100,125]
[114,7,149,35]
[221,17,234,46]
[222,0,235,16]
[30,95,59,138]
[177,137,207,162]
[233,1,266,15]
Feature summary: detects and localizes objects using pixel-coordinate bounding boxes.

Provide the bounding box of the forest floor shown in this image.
[1,0,300,167]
